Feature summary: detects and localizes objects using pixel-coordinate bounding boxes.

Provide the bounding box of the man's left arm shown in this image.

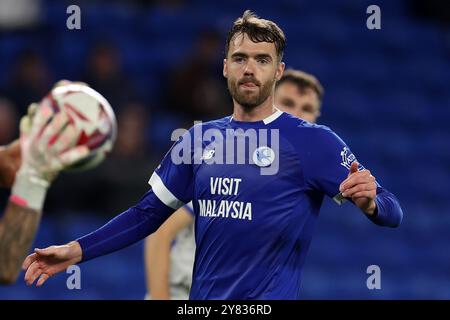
[303,125,403,228]
[339,161,403,227]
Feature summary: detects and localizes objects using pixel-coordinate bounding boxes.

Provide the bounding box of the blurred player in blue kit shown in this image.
[23,11,403,299]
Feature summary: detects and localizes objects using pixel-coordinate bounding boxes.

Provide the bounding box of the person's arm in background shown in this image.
[0,140,21,189]
[0,200,44,284]
[0,140,27,284]
[144,206,194,300]
[0,83,91,284]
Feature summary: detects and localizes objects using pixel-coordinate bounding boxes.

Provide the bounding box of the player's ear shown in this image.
[223,58,228,78]
[275,61,285,81]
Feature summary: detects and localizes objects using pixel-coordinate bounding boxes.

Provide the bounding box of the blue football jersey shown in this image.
[78,109,402,300]
[148,110,400,299]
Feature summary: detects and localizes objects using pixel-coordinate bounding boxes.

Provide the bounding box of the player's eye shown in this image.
[233,56,245,63]
[302,104,314,113]
[257,58,270,64]
[281,99,294,108]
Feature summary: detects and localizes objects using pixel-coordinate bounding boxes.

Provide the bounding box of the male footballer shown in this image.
[144,68,325,299]
[23,11,403,299]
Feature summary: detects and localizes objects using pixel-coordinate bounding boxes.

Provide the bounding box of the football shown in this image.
[43,82,117,171]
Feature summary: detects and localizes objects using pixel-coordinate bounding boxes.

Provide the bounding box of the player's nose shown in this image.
[243,60,256,76]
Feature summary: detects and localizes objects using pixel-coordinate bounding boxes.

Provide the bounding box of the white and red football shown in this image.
[43,82,117,171]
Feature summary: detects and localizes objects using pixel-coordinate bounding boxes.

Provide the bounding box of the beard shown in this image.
[227,76,275,111]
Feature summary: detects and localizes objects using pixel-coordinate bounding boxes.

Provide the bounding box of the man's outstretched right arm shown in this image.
[77,189,174,262]
[22,189,176,286]
[23,127,196,286]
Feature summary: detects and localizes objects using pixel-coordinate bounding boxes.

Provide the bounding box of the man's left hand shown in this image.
[339,161,377,215]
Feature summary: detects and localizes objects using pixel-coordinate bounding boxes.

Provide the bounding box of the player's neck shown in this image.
[232,96,277,122]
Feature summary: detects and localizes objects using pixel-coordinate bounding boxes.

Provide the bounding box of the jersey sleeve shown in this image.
[77,189,174,262]
[301,125,364,202]
[183,201,195,217]
[148,128,195,209]
[76,128,197,262]
[369,187,403,227]
[300,125,403,227]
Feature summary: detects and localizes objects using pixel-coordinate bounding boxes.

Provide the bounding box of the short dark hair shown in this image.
[225,10,286,61]
[276,69,324,102]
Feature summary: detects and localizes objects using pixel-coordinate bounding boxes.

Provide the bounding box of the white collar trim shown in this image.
[263,108,283,124]
[230,108,283,125]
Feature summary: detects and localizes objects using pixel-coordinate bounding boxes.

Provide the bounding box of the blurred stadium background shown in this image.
[0,0,449,299]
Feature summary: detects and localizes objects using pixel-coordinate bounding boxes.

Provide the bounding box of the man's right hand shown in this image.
[22,241,82,286]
